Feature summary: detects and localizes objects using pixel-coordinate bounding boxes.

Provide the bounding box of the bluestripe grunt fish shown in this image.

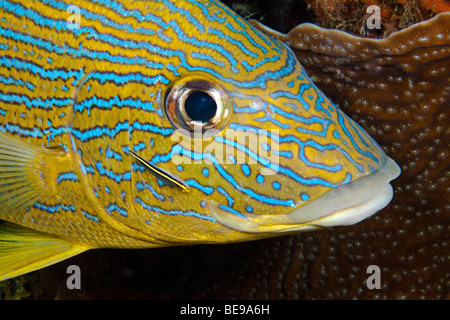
[0,0,400,280]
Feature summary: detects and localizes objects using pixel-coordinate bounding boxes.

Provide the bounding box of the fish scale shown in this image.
[0,0,399,280]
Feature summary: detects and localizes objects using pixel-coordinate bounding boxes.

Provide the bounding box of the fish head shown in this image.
[124,1,401,244]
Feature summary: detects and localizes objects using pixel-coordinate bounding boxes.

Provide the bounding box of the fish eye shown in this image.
[184,91,217,123]
[164,76,233,136]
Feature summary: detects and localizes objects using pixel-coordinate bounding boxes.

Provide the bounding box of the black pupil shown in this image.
[184,91,217,123]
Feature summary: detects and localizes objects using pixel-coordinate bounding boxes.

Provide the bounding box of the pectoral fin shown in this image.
[0,221,88,281]
[0,132,71,216]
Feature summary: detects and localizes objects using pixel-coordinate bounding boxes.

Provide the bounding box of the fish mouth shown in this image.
[209,157,401,233]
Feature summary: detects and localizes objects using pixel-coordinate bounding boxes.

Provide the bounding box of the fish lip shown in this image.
[282,157,401,225]
[210,157,401,233]
[307,183,394,228]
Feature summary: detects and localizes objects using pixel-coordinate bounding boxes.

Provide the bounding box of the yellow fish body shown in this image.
[0,0,400,280]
